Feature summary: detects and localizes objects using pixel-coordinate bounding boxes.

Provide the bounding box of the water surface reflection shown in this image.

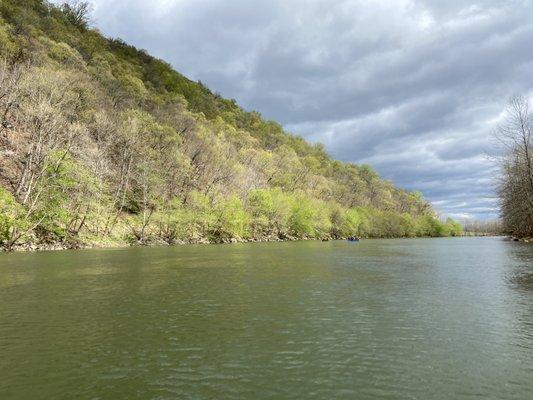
[0,238,532,400]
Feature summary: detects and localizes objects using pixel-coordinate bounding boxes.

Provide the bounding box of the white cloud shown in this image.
[78,0,533,219]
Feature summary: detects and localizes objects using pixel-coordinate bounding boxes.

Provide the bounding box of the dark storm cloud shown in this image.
[84,0,533,220]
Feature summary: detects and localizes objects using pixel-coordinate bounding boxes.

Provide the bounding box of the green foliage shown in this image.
[34,151,96,242]
[0,19,17,59]
[415,215,447,237]
[0,187,29,247]
[186,191,217,238]
[59,1,92,30]
[341,209,362,237]
[0,0,462,250]
[153,197,190,243]
[212,196,250,240]
[40,36,85,67]
[443,218,463,237]
[288,196,315,237]
[247,189,275,236]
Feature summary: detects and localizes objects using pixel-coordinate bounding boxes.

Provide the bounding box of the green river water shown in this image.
[0,237,532,399]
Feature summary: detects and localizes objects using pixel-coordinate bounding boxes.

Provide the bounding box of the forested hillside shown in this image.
[0,0,461,250]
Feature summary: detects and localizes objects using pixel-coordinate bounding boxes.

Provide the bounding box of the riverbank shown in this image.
[509,236,533,243]
[461,232,503,237]
[4,236,283,253]
[2,233,469,253]
[2,236,348,253]
[4,233,334,253]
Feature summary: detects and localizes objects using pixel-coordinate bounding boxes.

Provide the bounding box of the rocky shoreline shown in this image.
[509,237,532,243]
[3,235,334,253]
[4,234,530,253]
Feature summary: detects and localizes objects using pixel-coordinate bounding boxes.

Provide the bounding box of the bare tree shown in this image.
[0,61,22,138]
[61,1,93,29]
[495,96,533,237]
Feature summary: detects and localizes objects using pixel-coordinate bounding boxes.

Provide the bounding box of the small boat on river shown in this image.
[347,236,360,242]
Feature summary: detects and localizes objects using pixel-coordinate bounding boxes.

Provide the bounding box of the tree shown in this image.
[0,187,30,250]
[60,1,92,29]
[0,59,23,139]
[0,0,458,249]
[495,96,533,237]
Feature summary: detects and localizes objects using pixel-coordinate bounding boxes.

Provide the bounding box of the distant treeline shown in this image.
[0,1,462,251]
[495,97,533,239]
[462,220,503,235]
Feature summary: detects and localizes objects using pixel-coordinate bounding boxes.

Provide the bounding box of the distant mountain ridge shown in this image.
[0,0,461,250]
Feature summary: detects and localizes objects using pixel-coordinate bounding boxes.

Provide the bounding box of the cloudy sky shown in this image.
[78,0,533,219]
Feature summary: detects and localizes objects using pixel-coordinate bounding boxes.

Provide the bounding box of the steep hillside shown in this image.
[0,0,461,250]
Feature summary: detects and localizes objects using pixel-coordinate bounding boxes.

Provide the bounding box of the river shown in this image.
[1,237,532,399]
